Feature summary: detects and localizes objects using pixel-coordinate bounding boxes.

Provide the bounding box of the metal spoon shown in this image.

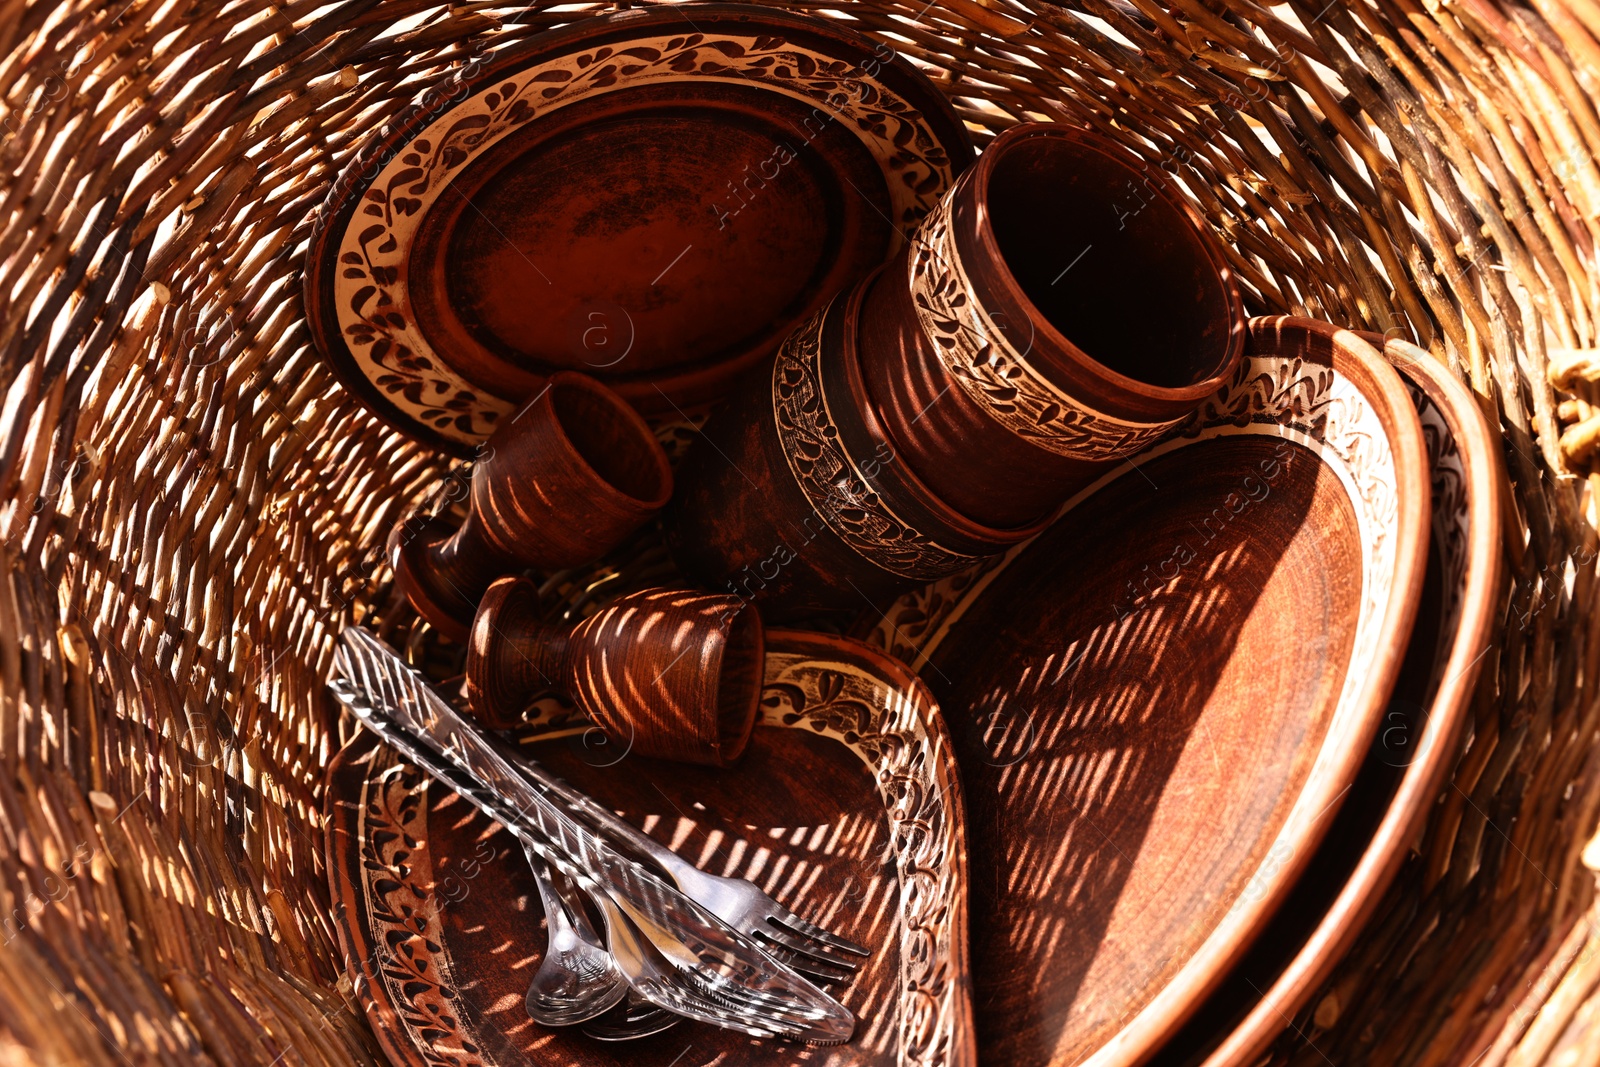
[523,843,629,1025]
[581,996,681,1041]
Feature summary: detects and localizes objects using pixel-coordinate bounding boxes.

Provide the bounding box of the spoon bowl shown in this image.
[522,844,629,1026]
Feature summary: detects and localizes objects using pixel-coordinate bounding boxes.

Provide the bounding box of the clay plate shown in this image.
[304,4,973,455]
[1143,337,1503,1067]
[859,317,1431,1067]
[325,630,973,1067]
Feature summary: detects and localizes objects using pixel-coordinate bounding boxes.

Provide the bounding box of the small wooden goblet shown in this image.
[466,578,765,768]
[391,372,673,643]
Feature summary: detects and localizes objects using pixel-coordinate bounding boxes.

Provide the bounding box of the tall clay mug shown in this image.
[391,371,673,642]
[668,121,1247,617]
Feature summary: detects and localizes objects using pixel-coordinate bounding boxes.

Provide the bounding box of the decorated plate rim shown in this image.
[303,3,973,456]
[860,315,1431,1067]
[1193,337,1503,1066]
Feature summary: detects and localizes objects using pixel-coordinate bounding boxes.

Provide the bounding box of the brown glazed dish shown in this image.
[303,3,974,454]
[390,372,671,642]
[466,576,765,768]
[859,318,1431,1067]
[326,630,974,1067]
[1145,337,1503,1067]
[667,121,1245,618]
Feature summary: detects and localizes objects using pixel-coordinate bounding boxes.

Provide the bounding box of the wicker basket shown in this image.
[2,0,1599,1063]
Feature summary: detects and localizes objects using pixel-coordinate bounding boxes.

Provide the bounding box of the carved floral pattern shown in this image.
[1409,381,1470,680]
[328,29,957,449]
[758,646,969,1067]
[773,299,982,580]
[354,758,484,1067]
[1181,354,1400,666]
[904,191,1187,460]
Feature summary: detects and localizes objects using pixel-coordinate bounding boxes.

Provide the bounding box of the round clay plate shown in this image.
[1144,337,1502,1067]
[325,630,975,1067]
[305,3,973,455]
[860,317,1431,1067]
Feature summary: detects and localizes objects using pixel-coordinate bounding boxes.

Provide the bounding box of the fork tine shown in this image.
[749,936,856,985]
[770,910,870,957]
[753,921,863,974]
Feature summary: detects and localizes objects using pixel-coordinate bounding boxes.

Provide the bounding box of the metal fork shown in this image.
[499,742,869,984]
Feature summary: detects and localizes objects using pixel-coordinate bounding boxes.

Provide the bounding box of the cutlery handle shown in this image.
[494,740,691,881]
[523,842,609,949]
[331,683,594,872]
[333,641,678,912]
[344,666,671,907]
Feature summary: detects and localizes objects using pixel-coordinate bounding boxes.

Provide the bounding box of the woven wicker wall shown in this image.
[1,0,1598,1063]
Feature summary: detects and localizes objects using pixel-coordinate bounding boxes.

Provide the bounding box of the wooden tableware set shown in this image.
[308,5,1502,1066]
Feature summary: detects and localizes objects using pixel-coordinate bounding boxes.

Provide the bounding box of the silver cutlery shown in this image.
[331,628,856,1044]
[521,844,629,1026]
[585,881,802,1040]
[328,672,836,1042]
[339,628,841,1032]
[500,741,868,985]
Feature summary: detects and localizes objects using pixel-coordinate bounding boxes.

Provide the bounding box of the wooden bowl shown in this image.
[326,630,973,1066]
[303,3,974,454]
[859,317,1431,1067]
[1144,336,1503,1067]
